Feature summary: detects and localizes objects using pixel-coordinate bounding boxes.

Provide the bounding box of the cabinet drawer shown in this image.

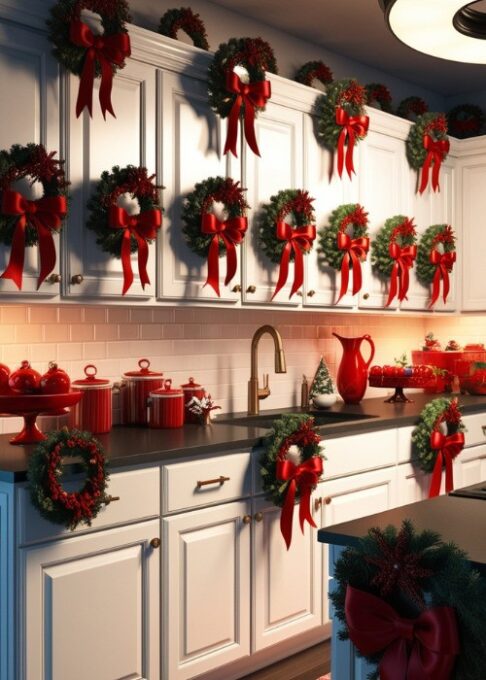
[162,452,251,513]
[397,426,415,463]
[324,429,397,479]
[462,413,486,448]
[17,466,160,545]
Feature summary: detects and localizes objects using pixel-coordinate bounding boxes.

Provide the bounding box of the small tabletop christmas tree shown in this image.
[310,357,335,398]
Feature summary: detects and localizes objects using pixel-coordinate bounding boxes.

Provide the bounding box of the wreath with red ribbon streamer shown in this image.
[47,0,131,119]
[365,82,393,113]
[397,95,429,121]
[371,215,417,307]
[319,203,370,303]
[87,165,162,295]
[407,112,450,194]
[258,189,316,300]
[181,176,249,296]
[294,60,333,89]
[208,37,277,158]
[158,6,209,50]
[260,414,324,549]
[416,224,456,308]
[0,143,68,290]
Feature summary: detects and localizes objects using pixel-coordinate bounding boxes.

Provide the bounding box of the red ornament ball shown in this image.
[0,363,10,394]
[9,360,41,394]
[369,365,382,376]
[40,362,71,394]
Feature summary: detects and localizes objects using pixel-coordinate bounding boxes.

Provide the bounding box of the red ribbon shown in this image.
[276,456,323,549]
[336,232,370,303]
[345,586,459,680]
[271,221,316,300]
[108,206,161,295]
[223,71,271,158]
[70,20,131,119]
[429,250,456,308]
[385,243,417,307]
[335,107,369,179]
[428,429,465,498]
[201,213,248,296]
[419,135,450,194]
[0,190,67,290]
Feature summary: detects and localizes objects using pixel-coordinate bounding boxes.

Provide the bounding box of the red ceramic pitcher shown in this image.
[333,333,375,404]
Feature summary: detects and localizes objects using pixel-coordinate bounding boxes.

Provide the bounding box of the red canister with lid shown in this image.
[149,379,184,429]
[122,358,164,425]
[181,377,205,424]
[70,364,112,434]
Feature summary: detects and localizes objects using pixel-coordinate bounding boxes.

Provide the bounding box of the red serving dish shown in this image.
[368,374,437,403]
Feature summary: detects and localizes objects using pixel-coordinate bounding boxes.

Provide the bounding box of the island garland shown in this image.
[294,60,333,89]
[407,112,450,194]
[158,6,209,50]
[365,82,393,113]
[371,215,417,307]
[416,224,456,308]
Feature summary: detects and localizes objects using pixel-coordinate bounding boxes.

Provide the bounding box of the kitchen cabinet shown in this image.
[454,443,486,489]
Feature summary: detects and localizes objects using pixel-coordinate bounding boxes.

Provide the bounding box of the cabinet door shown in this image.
[460,157,486,311]
[162,500,250,680]
[20,520,160,680]
[65,59,157,299]
[396,462,431,506]
[454,444,486,489]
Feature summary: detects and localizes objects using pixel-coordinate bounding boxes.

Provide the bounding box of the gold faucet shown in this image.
[248,325,287,415]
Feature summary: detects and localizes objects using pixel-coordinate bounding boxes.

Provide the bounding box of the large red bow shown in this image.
[0,190,67,290]
[345,586,459,680]
[201,213,247,296]
[419,135,450,194]
[108,206,161,295]
[276,456,323,549]
[335,107,369,179]
[272,221,316,300]
[223,71,271,158]
[429,249,455,308]
[70,20,131,119]
[336,231,370,303]
[428,429,465,498]
[385,243,417,307]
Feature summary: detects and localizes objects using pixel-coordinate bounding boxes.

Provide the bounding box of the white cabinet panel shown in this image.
[454,444,486,490]
[460,159,486,310]
[396,463,431,506]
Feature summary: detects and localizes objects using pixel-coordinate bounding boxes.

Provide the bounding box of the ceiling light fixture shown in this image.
[380,0,486,64]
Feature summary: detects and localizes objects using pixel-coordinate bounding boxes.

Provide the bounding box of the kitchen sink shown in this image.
[215,410,377,430]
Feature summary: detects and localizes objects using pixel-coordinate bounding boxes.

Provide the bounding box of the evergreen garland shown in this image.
[412,397,465,473]
[365,82,393,113]
[397,96,429,120]
[447,104,485,139]
[294,60,333,89]
[158,7,209,50]
[318,203,369,271]
[314,78,368,151]
[371,215,417,278]
[416,224,456,285]
[406,112,449,171]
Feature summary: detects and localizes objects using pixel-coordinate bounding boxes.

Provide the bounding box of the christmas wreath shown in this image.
[260,414,324,549]
[397,95,429,120]
[371,215,417,307]
[0,143,68,290]
[294,60,333,89]
[258,189,316,299]
[318,203,370,303]
[181,176,249,296]
[87,165,162,295]
[27,428,109,530]
[447,104,485,139]
[412,397,465,497]
[47,0,131,119]
[331,520,486,680]
[314,78,369,179]
[416,224,456,308]
[158,6,209,50]
[407,112,450,194]
[208,37,277,157]
[365,82,393,113]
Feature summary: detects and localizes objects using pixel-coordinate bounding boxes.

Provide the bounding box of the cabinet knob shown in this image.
[150,537,161,549]
[307,289,316,298]
[246,285,256,294]
[71,274,84,285]
[47,273,61,284]
[254,512,264,522]
[242,514,252,524]
[296,290,303,297]
[314,497,323,511]
[324,496,332,505]
[362,293,369,300]
[232,284,242,293]
[104,494,120,505]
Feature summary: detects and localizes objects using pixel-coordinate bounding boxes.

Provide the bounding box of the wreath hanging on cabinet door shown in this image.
[371,215,417,307]
[158,7,209,50]
[447,104,485,139]
[365,82,393,113]
[406,112,450,194]
[396,95,429,120]
[416,223,456,308]
[294,60,333,89]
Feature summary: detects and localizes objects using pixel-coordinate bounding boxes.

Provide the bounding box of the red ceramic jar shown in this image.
[0,363,10,394]
[40,362,71,394]
[70,365,112,434]
[9,360,41,394]
[149,379,184,429]
[122,359,164,426]
[181,377,205,424]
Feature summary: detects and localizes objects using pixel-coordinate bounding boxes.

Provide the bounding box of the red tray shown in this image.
[368,375,436,403]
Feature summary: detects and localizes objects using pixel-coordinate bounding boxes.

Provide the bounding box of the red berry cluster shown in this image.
[201,178,249,215]
[277,190,315,224]
[277,419,321,461]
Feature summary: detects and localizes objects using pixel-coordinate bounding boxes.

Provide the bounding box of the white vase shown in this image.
[312,393,337,409]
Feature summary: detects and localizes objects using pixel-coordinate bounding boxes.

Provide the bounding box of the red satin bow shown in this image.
[70,20,131,119]
[272,221,316,300]
[336,231,370,303]
[223,71,271,158]
[429,249,456,308]
[385,243,417,307]
[276,456,323,549]
[108,206,161,295]
[345,586,459,680]
[201,213,247,296]
[428,429,465,498]
[0,190,67,290]
[335,107,369,179]
[419,135,450,194]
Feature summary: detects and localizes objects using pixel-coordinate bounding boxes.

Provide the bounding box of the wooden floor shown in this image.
[239,641,331,680]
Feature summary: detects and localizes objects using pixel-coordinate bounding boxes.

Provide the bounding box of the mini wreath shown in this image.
[294,60,333,89]
[158,6,209,50]
[260,414,324,549]
[371,215,417,307]
[365,82,393,113]
[318,203,370,303]
[181,176,249,297]
[314,78,369,179]
[258,189,316,299]
[416,224,456,308]
[86,165,162,295]
[47,0,131,118]
[407,112,450,193]
[0,143,68,291]
[331,520,486,680]
[447,103,485,139]
[412,397,465,499]
[27,428,109,531]
[208,37,277,157]
[397,95,429,120]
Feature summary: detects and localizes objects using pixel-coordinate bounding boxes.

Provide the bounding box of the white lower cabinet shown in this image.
[396,463,431,506]
[454,443,486,489]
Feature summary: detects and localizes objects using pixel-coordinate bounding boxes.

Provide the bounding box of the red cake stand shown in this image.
[0,391,83,444]
[368,376,435,404]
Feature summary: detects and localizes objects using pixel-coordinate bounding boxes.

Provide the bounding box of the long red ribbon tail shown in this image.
[398,261,410,301]
[0,216,26,290]
[419,152,433,194]
[272,242,292,300]
[76,48,96,118]
[280,479,296,550]
[120,229,134,295]
[385,261,399,307]
[222,235,237,286]
[290,245,304,298]
[429,451,444,498]
[133,232,150,289]
[336,128,347,178]
[242,98,260,156]
[350,249,362,295]
[224,95,242,157]
[444,453,454,493]
[345,129,356,178]
[298,486,317,533]
[442,266,450,303]
[431,154,442,192]
[204,235,221,297]
[35,219,57,290]
[429,266,442,308]
[99,56,116,120]
[336,252,350,303]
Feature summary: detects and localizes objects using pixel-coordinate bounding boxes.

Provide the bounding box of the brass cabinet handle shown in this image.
[254,512,264,522]
[232,284,242,293]
[196,475,230,489]
[307,289,316,297]
[47,273,61,284]
[324,496,332,505]
[150,537,161,549]
[242,515,252,524]
[482,426,486,437]
[71,274,84,285]
[314,497,322,511]
[296,290,303,297]
[362,293,370,300]
[104,495,120,505]
[246,285,256,294]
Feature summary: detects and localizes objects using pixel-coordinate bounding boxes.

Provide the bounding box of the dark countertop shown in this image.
[2,393,486,482]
